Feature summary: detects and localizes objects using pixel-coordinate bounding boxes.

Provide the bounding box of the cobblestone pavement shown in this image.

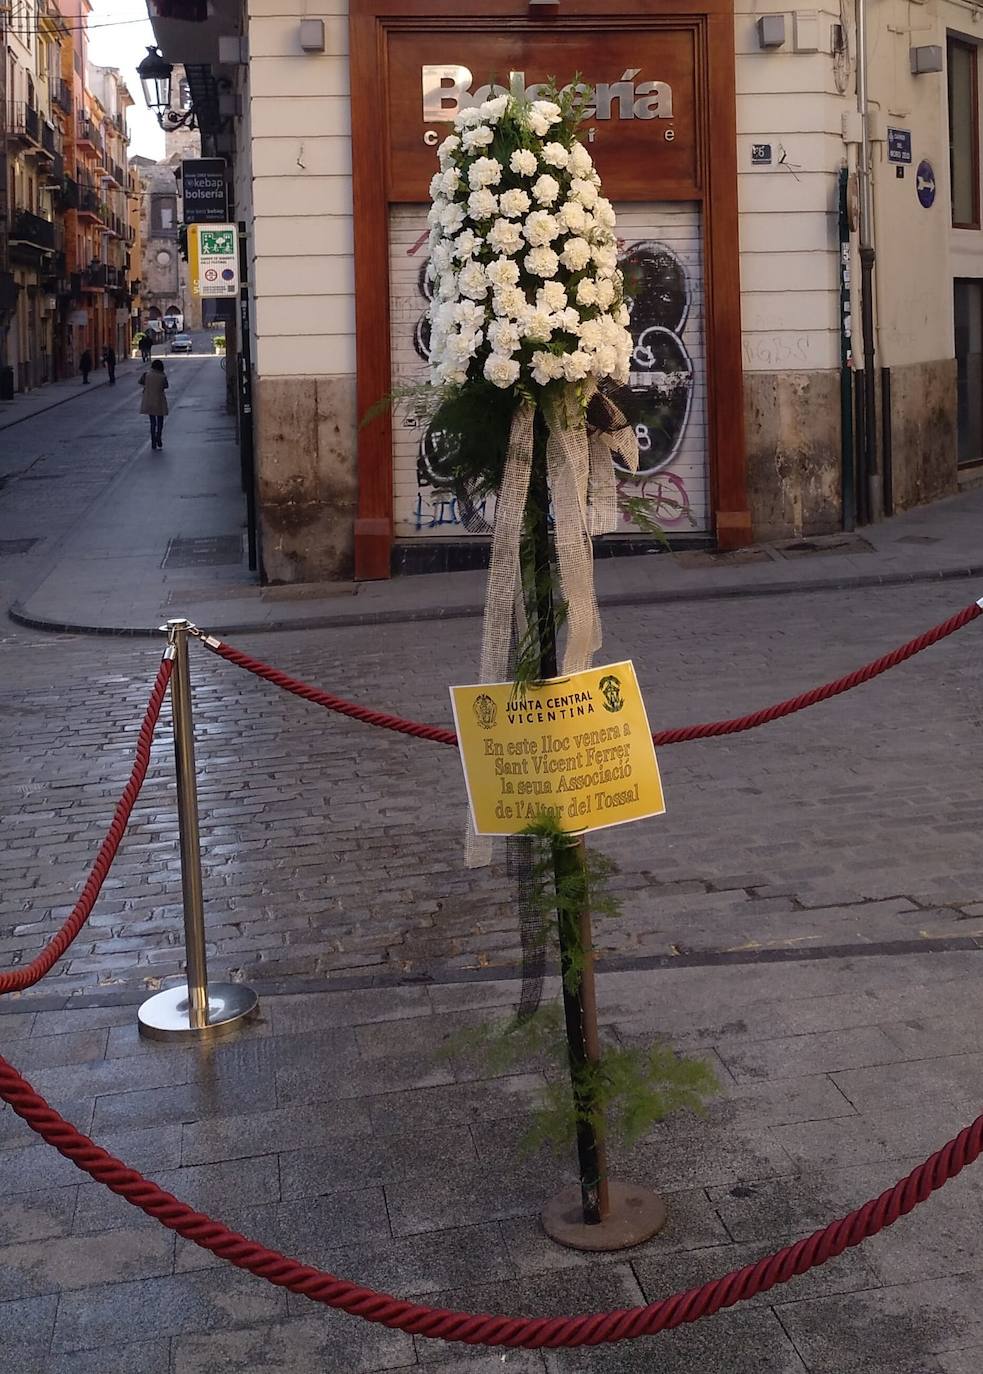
[1,576,981,997]
[4,953,983,1371]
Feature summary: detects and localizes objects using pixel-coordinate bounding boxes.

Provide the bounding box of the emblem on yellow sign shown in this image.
[450,660,666,837]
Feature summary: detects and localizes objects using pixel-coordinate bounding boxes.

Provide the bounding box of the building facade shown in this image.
[0,0,136,393]
[147,0,983,583]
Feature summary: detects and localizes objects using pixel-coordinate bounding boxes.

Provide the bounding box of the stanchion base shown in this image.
[138,983,259,1043]
[542,1181,667,1252]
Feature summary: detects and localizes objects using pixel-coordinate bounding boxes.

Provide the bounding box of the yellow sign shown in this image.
[450,660,666,836]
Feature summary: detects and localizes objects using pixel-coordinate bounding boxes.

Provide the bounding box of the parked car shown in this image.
[169,333,193,354]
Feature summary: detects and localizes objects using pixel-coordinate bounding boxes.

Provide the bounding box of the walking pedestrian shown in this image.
[102,344,117,384]
[139,334,152,364]
[140,359,169,449]
[79,349,92,385]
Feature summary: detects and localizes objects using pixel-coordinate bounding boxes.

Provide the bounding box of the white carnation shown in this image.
[615,302,630,327]
[537,281,567,312]
[453,228,479,259]
[483,352,521,388]
[440,202,466,235]
[594,197,617,228]
[592,244,619,277]
[541,142,569,169]
[437,271,459,302]
[429,172,445,202]
[557,306,582,334]
[468,156,503,189]
[561,236,592,272]
[562,350,593,382]
[492,284,527,318]
[523,309,554,343]
[509,149,538,177]
[487,317,521,354]
[431,242,454,274]
[437,134,460,167]
[435,361,468,385]
[592,343,619,378]
[531,350,565,384]
[568,142,593,177]
[461,123,495,151]
[557,200,588,234]
[446,329,481,363]
[595,276,616,307]
[527,109,550,137]
[499,187,532,218]
[523,210,560,246]
[575,277,599,306]
[569,177,598,207]
[455,107,484,128]
[440,168,462,196]
[479,94,510,121]
[486,257,521,289]
[531,173,560,206]
[525,245,560,278]
[467,188,499,221]
[452,299,485,330]
[458,261,489,300]
[531,99,562,125]
[488,218,524,255]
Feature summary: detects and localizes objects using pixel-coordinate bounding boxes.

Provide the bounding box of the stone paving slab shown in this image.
[2,943,983,1369]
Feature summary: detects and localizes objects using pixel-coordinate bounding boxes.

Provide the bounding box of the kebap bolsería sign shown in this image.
[181,158,228,225]
[450,661,666,836]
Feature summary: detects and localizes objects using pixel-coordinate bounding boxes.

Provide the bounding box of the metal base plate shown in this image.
[138,982,259,1042]
[542,1181,668,1252]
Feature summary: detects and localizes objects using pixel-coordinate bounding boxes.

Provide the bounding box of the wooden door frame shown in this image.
[350,0,750,580]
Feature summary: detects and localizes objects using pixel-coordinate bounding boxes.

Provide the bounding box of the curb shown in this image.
[0,365,135,433]
[9,561,983,639]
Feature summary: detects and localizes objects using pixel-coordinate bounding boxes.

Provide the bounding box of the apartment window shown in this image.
[949,37,980,228]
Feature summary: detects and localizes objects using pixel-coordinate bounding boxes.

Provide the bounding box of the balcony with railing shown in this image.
[84,263,108,289]
[8,103,42,147]
[9,210,57,254]
[77,116,105,158]
[78,185,105,220]
[41,122,57,158]
[54,80,73,116]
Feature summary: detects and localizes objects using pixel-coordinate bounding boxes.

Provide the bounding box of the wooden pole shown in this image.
[528,414,609,1226]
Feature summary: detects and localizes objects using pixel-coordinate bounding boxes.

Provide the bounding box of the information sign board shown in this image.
[189,224,239,297]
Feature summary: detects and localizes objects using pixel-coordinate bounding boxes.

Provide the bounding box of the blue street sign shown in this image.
[916,160,936,208]
[887,128,912,164]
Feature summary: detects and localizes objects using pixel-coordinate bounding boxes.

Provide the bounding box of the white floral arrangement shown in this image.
[425,92,633,398]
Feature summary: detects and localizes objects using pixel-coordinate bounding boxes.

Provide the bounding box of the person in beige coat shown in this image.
[140,359,169,449]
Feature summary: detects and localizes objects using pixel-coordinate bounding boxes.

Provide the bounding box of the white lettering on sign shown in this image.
[421,67,673,123]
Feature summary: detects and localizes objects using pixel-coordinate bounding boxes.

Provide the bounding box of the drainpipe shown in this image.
[856,0,880,523]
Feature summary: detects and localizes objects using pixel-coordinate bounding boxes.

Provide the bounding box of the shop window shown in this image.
[949,37,980,229]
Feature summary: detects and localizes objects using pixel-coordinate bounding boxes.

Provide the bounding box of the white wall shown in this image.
[735,7,847,375]
[246,0,355,378]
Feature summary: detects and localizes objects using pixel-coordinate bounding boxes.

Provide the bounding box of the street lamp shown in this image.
[137,47,198,130]
[137,47,173,117]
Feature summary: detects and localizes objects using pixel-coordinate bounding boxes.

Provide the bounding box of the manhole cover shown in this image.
[773,533,874,559]
[0,538,39,556]
[163,535,243,569]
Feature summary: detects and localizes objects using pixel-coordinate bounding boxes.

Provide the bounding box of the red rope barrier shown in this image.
[0,658,173,996]
[204,601,983,749]
[0,1052,980,1347]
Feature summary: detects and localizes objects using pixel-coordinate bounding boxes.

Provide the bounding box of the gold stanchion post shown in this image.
[138,620,259,1041]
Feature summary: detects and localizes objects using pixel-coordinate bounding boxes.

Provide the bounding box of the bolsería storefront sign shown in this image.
[421,66,674,130]
[386,28,699,203]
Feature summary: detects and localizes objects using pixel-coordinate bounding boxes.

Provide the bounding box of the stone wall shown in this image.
[744,370,842,540]
[254,373,358,582]
[887,359,958,513]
